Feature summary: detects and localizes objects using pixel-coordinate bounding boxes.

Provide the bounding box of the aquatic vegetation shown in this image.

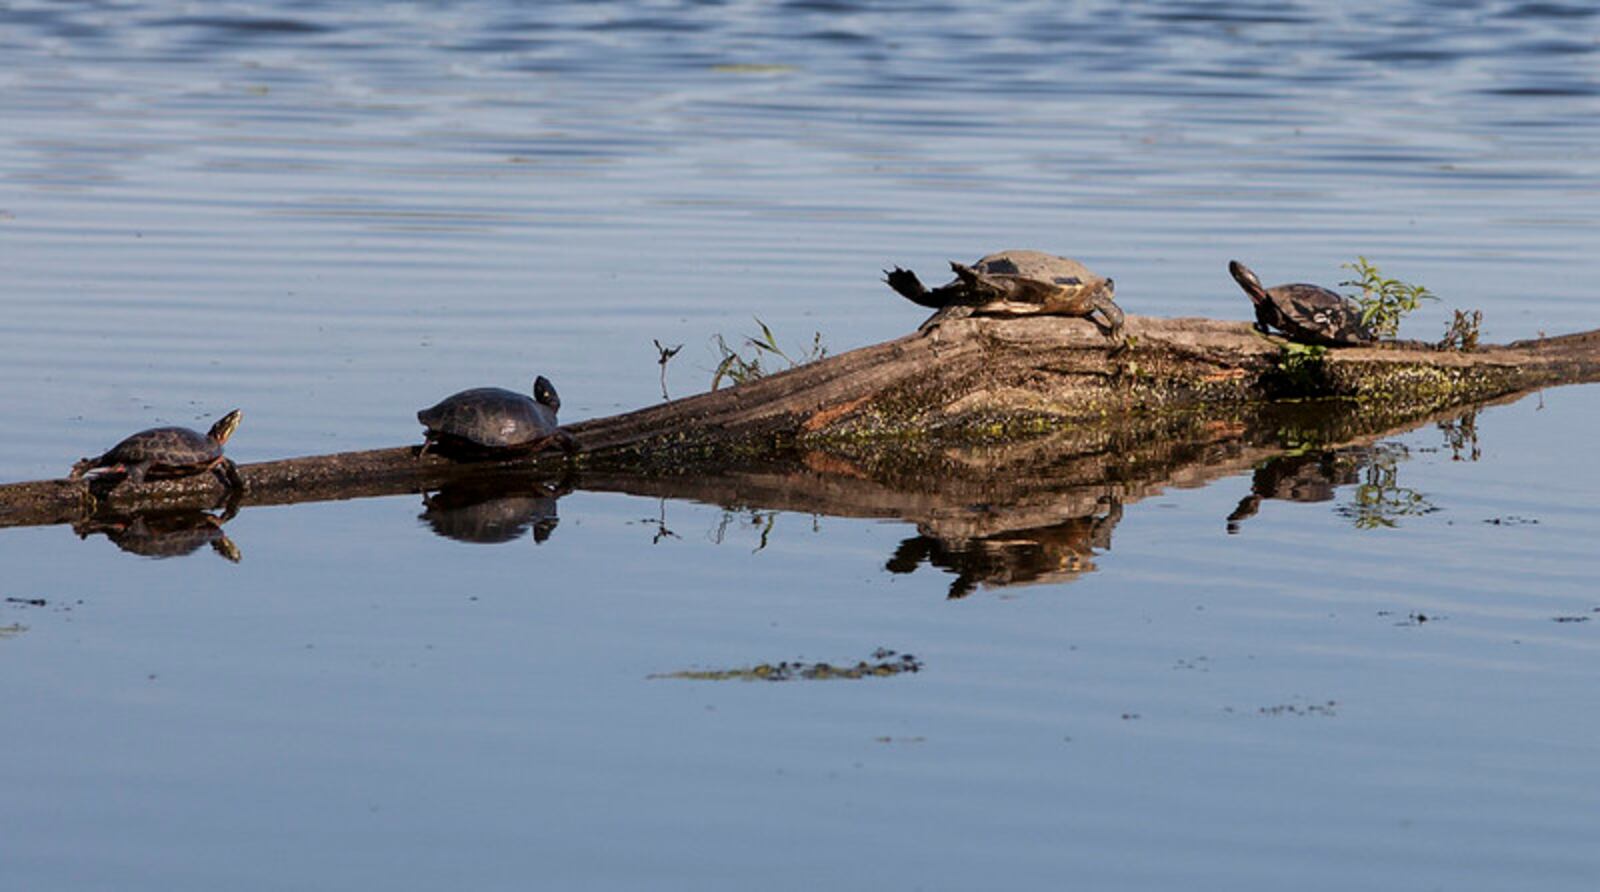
[1438,309,1483,352]
[651,648,922,682]
[711,318,828,391]
[652,339,683,400]
[1275,342,1329,391]
[1340,256,1437,338]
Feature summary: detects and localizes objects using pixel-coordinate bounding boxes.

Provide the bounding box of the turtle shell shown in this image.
[969,250,1101,287]
[418,385,560,449]
[95,426,222,471]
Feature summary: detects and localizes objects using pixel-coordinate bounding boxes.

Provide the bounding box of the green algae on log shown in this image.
[650,649,923,682]
[3,314,1600,528]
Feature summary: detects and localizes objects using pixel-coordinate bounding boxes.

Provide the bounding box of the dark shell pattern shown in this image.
[418,387,560,448]
[969,250,1101,286]
[97,427,222,468]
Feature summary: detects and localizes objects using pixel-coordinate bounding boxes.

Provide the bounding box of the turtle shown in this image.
[884,249,1124,339]
[417,375,577,459]
[70,409,244,490]
[1228,260,1375,347]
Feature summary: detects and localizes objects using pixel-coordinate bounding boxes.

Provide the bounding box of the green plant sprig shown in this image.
[1340,256,1437,338]
[711,318,828,391]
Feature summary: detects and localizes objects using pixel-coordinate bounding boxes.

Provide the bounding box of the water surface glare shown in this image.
[3,1,1599,889]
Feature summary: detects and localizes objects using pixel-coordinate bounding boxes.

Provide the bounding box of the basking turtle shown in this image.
[70,409,243,490]
[1228,260,1375,346]
[884,249,1123,339]
[417,376,577,458]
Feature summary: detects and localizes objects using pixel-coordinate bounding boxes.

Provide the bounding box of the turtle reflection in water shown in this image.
[419,479,564,544]
[1227,443,1436,532]
[887,497,1123,599]
[884,249,1124,339]
[73,504,241,562]
[1226,450,1365,533]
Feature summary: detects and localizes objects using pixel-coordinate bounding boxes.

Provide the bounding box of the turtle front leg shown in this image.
[123,462,150,485]
[211,457,244,492]
[1092,297,1125,342]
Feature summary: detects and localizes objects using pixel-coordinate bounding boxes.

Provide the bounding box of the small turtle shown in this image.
[417,375,577,458]
[884,249,1123,339]
[71,409,243,490]
[1228,260,1375,347]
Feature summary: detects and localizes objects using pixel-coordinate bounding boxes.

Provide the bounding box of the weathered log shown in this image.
[2,313,1597,529]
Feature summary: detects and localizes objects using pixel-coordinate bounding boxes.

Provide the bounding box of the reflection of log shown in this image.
[3,314,1598,528]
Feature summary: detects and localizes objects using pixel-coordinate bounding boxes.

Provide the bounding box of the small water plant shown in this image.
[1437,309,1483,352]
[711,318,828,390]
[1276,342,1329,390]
[1340,256,1436,338]
[652,338,682,400]
[650,648,922,682]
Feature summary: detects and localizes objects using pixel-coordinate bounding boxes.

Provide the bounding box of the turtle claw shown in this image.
[212,457,244,493]
[884,267,934,306]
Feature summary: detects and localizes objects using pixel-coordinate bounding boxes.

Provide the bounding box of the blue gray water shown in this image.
[2,2,1598,889]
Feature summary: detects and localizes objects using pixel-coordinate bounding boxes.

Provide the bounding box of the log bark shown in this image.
[3,313,1598,529]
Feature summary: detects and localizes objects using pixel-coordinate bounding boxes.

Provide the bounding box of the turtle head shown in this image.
[533,376,560,413]
[1228,261,1269,306]
[208,409,243,445]
[211,533,242,563]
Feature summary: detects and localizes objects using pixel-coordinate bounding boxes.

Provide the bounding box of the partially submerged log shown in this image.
[2,313,1598,529]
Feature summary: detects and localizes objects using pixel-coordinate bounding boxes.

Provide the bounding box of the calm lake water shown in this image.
[2,1,1598,889]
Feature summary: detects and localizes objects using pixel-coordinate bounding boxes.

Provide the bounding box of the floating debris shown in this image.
[1378,610,1444,626]
[1259,700,1339,717]
[652,648,921,682]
